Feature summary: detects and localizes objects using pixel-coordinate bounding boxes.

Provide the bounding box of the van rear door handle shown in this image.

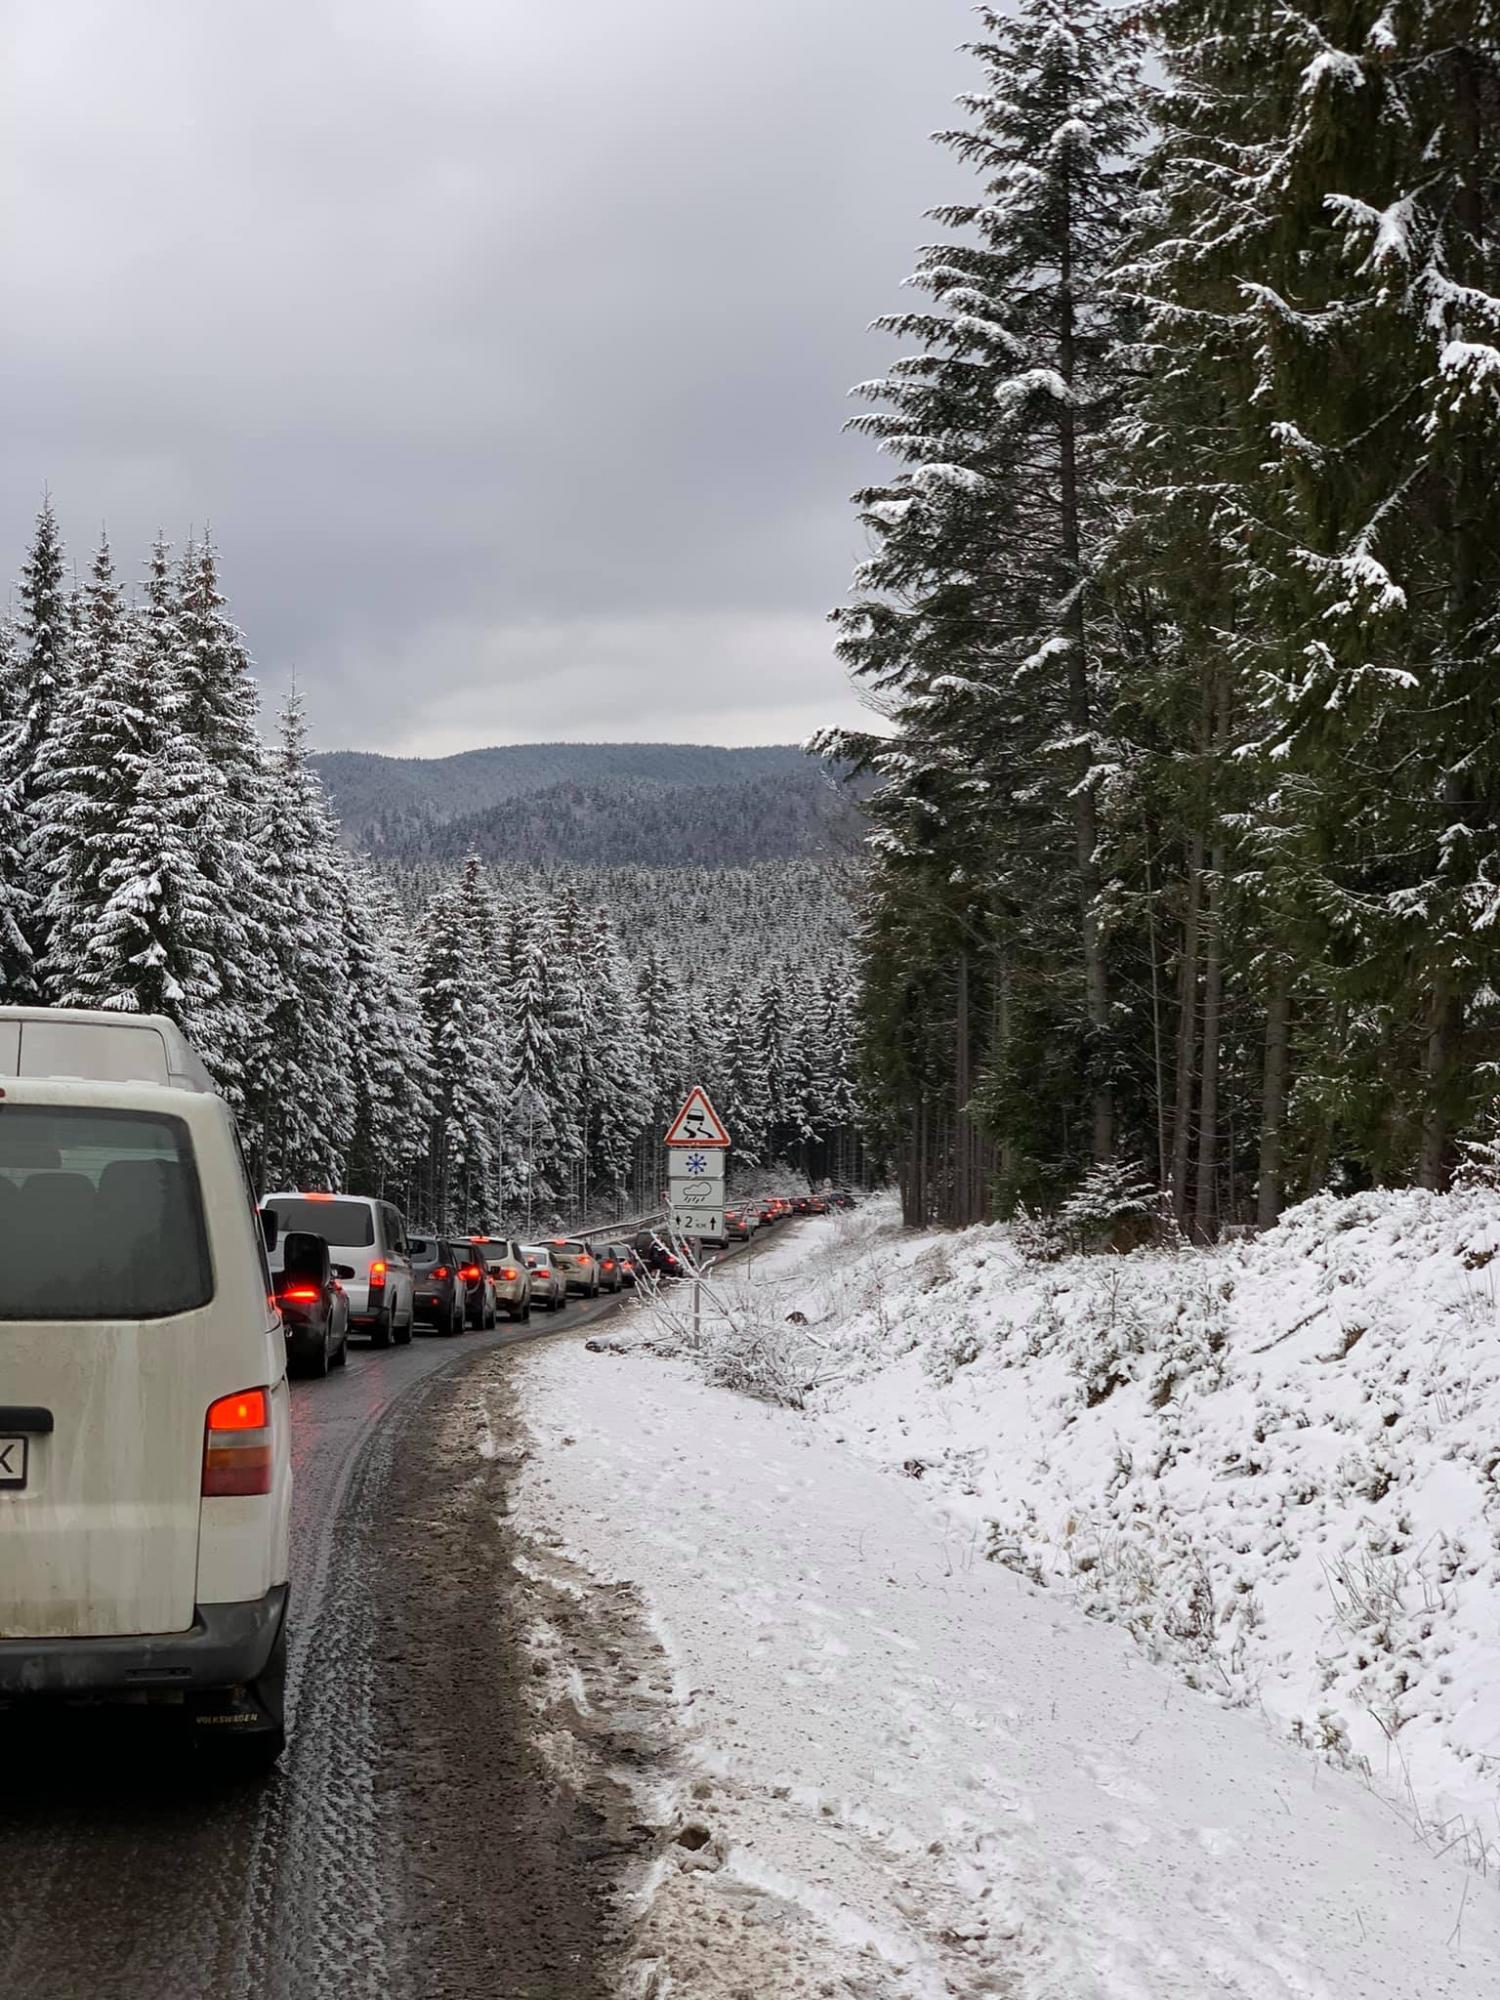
[0,1407,54,1434]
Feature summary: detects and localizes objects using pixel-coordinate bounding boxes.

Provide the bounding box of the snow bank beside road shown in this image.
[510,1227,1500,1998]
[692,1192,1500,1872]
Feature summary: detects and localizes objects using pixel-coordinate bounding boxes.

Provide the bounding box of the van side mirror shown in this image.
[260,1209,279,1252]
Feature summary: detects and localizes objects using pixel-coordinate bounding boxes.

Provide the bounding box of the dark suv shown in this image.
[409,1235,467,1337]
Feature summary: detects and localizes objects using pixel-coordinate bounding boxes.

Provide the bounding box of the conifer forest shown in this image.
[826,1,1500,1236]
[0,506,863,1227]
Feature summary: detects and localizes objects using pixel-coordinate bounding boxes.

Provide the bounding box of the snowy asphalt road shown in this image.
[0,1275,672,2000]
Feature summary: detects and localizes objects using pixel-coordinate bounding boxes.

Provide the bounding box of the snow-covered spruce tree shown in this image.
[170,535,271,1097]
[419,856,502,1230]
[341,855,435,1207]
[1138,1,1500,1193]
[2,497,73,991]
[76,721,228,1024]
[583,906,644,1200]
[718,989,771,1167]
[501,898,571,1215]
[240,693,355,1191]
[827,0,1146,1220]
[35,535,150,1003]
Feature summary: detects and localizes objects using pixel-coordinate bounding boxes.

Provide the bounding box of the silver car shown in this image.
[263,1192,416,1349]
[520,1246,567,1312]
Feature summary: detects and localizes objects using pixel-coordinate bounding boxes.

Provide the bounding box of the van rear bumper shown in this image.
[0,1584,288,1697]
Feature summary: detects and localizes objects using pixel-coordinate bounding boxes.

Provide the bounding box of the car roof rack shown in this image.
[0,1006,217,1093]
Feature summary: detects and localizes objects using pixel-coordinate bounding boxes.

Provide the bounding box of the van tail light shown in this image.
[203,1388,273,1498]
[500,1266,519,1281]
[280,1285,321,1303]
[369,1260,388,1292]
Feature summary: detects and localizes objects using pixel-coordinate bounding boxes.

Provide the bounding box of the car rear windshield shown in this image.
[265,1197,375,1247]
[550,1240,585,1255]
[0,1104,212,1321]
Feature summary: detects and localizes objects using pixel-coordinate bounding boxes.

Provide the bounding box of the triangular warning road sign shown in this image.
[664,1084,731,1148]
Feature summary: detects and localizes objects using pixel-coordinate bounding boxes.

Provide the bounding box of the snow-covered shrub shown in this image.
[1009,1202,1067,1263]
[1055,1157,1164,1253]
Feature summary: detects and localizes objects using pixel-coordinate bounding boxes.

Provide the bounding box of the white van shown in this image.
[0,1008,291,1769]
[261,1191,416,1346]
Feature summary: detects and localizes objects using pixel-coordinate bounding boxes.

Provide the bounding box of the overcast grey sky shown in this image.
[1,0,975,755]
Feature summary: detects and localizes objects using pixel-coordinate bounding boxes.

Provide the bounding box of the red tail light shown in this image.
[369,1260,388,1290]
[460,1264,480,1281]
[281,1285,320,1303]
[203,1387,272,1497]
[500,1266,519,1281]
[432,1265,450,1280]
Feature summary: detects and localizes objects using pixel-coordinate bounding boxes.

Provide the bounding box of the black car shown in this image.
[274,1230,351,1377]
[594,1243,627,1293]
[635,1233,685,1279]
[409,1235,467,1337]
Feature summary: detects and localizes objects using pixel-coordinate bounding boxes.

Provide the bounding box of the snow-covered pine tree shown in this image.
[78,721,228,1024]
[2,498,73,991]
[583,906,644,1201]
[170,534,271,1097]
[341,855,435,1206]
[241,692,356,1191]
[1139,1,1500,1194]
[419,858,503,1229]
[501,897,567,1218]
[35,535,147,1003]
[828,0,1146,1222]
[718,987,771,1167]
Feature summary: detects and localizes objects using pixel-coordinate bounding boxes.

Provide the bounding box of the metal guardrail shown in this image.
[572,1211,666,1245]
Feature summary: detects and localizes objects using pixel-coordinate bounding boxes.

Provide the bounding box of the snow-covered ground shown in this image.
[692,1194,1500,1872]
[510,1204,1500,1998]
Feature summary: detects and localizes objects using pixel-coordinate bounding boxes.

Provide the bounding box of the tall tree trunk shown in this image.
[1257,966,1292,1229]
[1418,976,1463,1191]
[1057,161,1112,1162]
[955,952,973,1223]
[996,961,1019,1194]
[1193,844,1224,1241]
[1169,834,1204,1227]
[1193,675,1230,1241]
[1143,827,1169,1189]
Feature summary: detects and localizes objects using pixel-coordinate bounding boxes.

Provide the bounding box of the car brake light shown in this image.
[460,1264,480,1281]
[281,1285,320,1302]
[578,1252,592,1264]
[432,1265,450,1280]
[203,1387,273,1497]
[369,1260,387,1290]
[500,1266,519,1281]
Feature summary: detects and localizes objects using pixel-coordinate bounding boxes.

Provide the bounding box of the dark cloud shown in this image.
[0,0,974,751]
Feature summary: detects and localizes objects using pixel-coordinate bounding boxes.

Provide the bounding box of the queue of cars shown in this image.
[0,999,851,1777]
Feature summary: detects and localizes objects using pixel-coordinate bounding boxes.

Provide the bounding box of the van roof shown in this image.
[0,1008,217,1093]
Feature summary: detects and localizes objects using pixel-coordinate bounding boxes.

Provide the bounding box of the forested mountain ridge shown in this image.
[312,741,864,864]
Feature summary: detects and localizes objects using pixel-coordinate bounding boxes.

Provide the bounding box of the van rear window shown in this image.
[0,1106,212,1321]
[264,1198,375,1247]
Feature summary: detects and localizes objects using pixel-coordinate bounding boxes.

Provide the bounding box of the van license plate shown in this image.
[0,1437,27,1489]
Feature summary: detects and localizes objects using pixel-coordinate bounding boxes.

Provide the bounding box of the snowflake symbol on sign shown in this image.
[685,1153,710,1176]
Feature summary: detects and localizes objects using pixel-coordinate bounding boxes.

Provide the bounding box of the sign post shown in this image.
[664,1086,731,1242]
